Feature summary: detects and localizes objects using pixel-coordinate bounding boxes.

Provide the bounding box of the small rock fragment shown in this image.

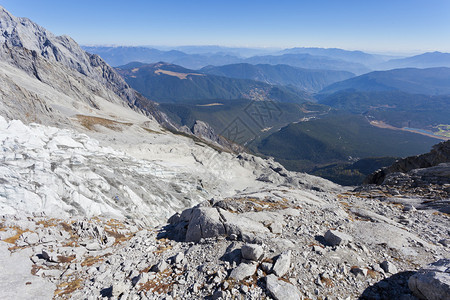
[324,229,353,246]
[351,267,368,277]
[229,263,257,281]
[380,261,398,274]
[173,252,185,264]
[269,222,283,234]
[272,250,291,277]
[241,243,264,261]
[266,274,302,300]
[261,262,273,274]
[24,232,39,245]
[152,260,168,273]
[111,282,128,298]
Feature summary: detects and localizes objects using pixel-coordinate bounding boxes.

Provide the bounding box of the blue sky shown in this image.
[1,0,449,53]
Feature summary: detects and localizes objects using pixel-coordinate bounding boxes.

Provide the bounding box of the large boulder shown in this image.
[265,274,302,300]
[185,207,226,242]
[408,259,450,300]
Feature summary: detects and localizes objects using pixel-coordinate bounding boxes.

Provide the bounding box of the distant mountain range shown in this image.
[84,46,371,74]
[116,62,312,104]
[381,52,450,69]
[83,46,241,69]
[84,46,450,77]
[201,63,355,93]
[244,54,370,74]
[279,47,388,67]
[320,67,450,95]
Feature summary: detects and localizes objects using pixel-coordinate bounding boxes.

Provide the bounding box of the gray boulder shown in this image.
[266,274,302,300]
[408,259,450,300]
[241,244,264,261]
[185,207,226,242]
[229,263,257,281]
[381,260,398,274]
[219,209,270,238]
[272,250,291,277]
[324,229,353,246]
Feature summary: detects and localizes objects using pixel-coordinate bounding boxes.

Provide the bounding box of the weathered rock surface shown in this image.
[266,274,302,300]
[366,140,450,185]
[324,229,353,246]
[241,244,264,261]
[191,120,244,153]
[185,207,226,242]
[408,259,450,300]
[229,262,257,281]
[272,250,292,277]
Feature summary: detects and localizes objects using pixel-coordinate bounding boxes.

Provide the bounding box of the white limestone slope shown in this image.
[0,113,342,225]
[0,116,201,225]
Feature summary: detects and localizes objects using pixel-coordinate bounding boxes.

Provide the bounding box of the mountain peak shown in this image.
[0,6,172,127]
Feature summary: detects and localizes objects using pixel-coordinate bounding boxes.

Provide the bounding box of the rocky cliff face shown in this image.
[365,140,450,185]
[361,141,449,213]
[0,6,171,127]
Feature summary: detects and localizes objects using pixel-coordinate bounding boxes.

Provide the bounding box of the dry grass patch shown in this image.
[153,238,173,254]
[105,219,127,230]
[2,226,29,244]
[320,277,334,287]
[105,229,133,245]
[432,211,449,217]
[138,269,174,294]
[76,115,132,131]
[142,127,162,134]
[57,255,76,264]
[229,197,290,212]
[367,269,378,279]
[54,278,83,297]
[389,202,405,210]
[104,218,134,245]
[81,255,108,267]
[36,218,60,228]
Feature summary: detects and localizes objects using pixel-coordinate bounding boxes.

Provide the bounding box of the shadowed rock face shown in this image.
[408,259,450,300]
[365,140,450,185]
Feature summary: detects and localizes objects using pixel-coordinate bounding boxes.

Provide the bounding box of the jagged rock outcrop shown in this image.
[0,116,204,225]
[190,120,245,153]
[361,140,449,213]
[365,140,450,185]
[0,5,172,127]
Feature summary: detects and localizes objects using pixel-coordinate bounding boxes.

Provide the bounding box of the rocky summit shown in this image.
[0,5,448,300]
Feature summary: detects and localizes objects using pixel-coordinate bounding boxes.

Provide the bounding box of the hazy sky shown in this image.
[1,0,450,53]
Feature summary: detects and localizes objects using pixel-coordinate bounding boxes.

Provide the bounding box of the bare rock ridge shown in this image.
[0,5,171,127]
[362,140,449,213]
[190,120,245,153]
[365,140,450,185]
